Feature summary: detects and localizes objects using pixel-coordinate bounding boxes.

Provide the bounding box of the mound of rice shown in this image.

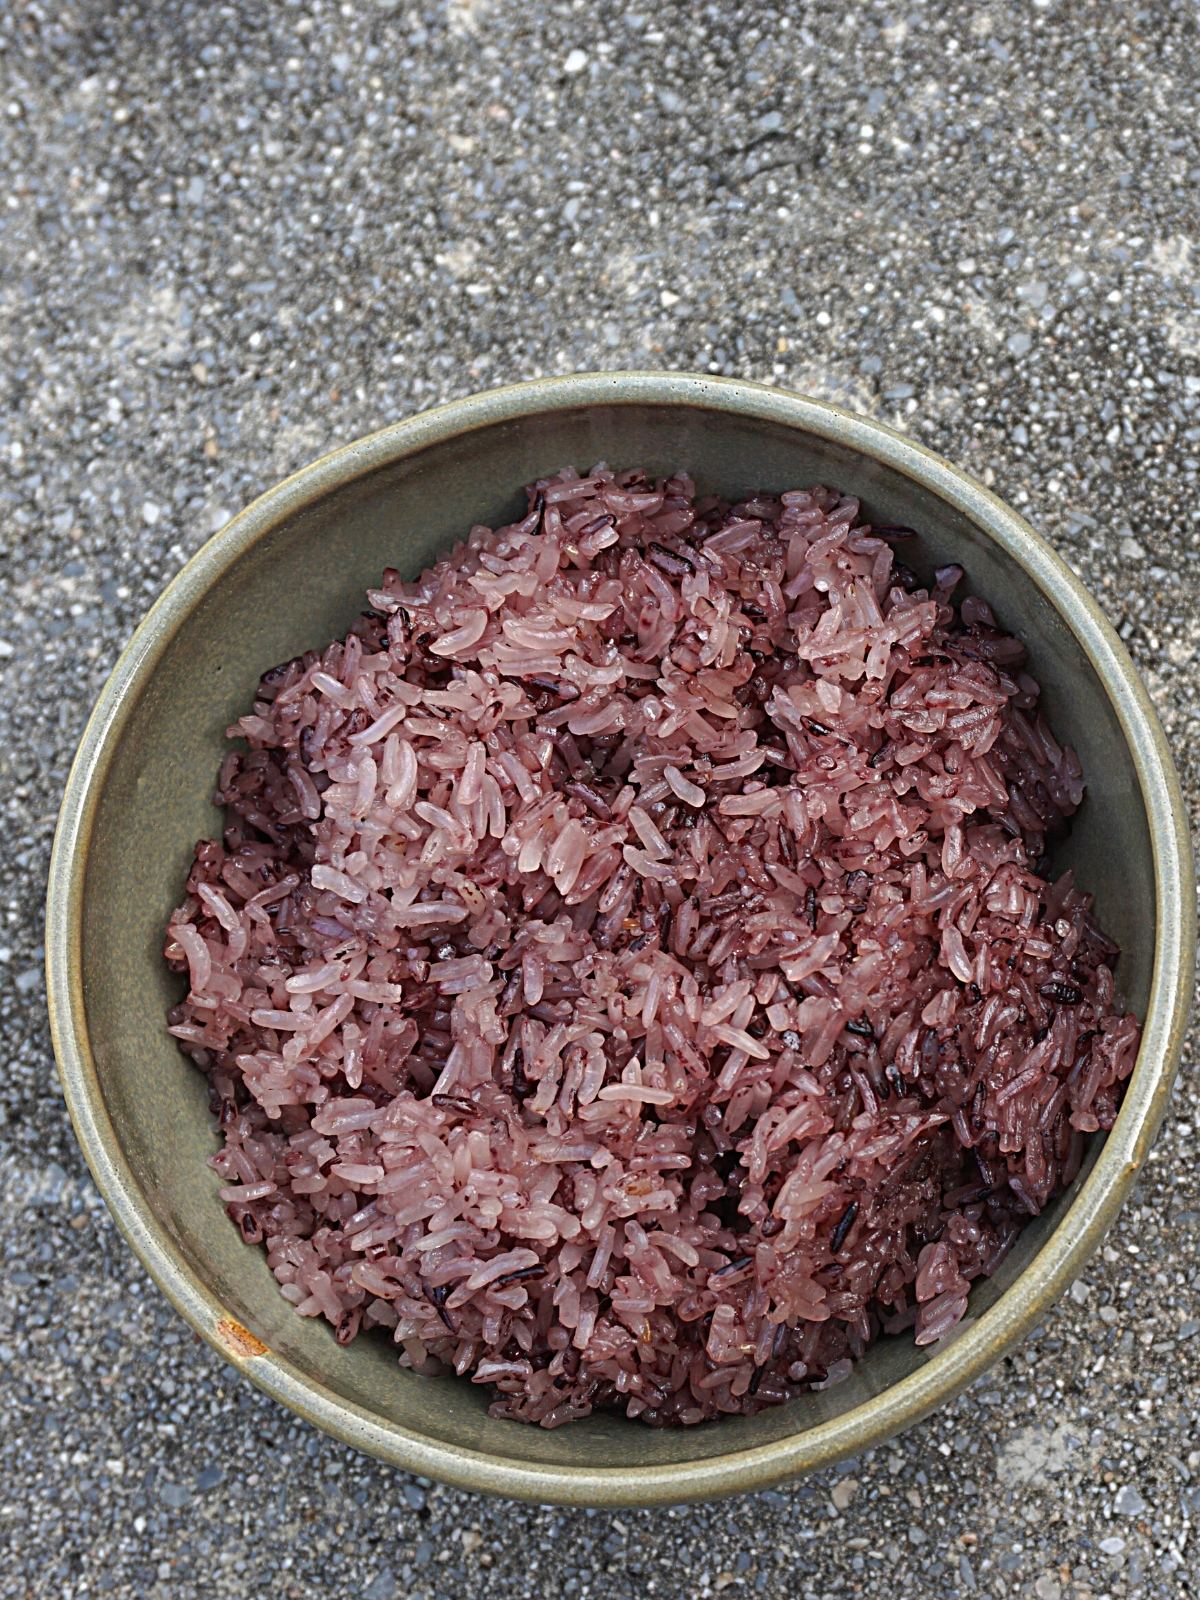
[165,466,1140,1428]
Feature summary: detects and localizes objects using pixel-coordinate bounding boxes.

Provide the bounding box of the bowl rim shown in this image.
[46,371,1195,1505]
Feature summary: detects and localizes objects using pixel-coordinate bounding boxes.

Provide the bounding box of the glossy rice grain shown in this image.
[165,467,1140,1428]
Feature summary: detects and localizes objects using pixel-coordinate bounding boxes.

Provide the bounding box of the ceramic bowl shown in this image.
[46,373,1194,1505]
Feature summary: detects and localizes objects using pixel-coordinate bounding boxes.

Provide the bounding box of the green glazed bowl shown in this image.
[46,373,1194,1506]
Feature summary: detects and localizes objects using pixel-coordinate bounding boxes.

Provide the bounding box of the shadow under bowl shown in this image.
[46,373,1194,1506]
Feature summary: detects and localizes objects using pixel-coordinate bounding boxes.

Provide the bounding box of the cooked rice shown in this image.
[165,466,1140,1428]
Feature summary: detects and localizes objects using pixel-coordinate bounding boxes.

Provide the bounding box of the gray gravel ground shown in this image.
[2,1,1200,1597]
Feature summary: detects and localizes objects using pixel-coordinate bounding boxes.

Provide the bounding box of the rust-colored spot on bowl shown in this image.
[216,1317,268,1359]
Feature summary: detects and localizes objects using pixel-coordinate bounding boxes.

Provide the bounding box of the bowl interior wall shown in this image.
[80,402,1154,1470]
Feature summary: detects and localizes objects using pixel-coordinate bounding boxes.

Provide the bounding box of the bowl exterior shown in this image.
[46,374,1195,1505]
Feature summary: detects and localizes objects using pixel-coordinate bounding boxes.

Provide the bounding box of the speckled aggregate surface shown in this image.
[2,1,1200,1597]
